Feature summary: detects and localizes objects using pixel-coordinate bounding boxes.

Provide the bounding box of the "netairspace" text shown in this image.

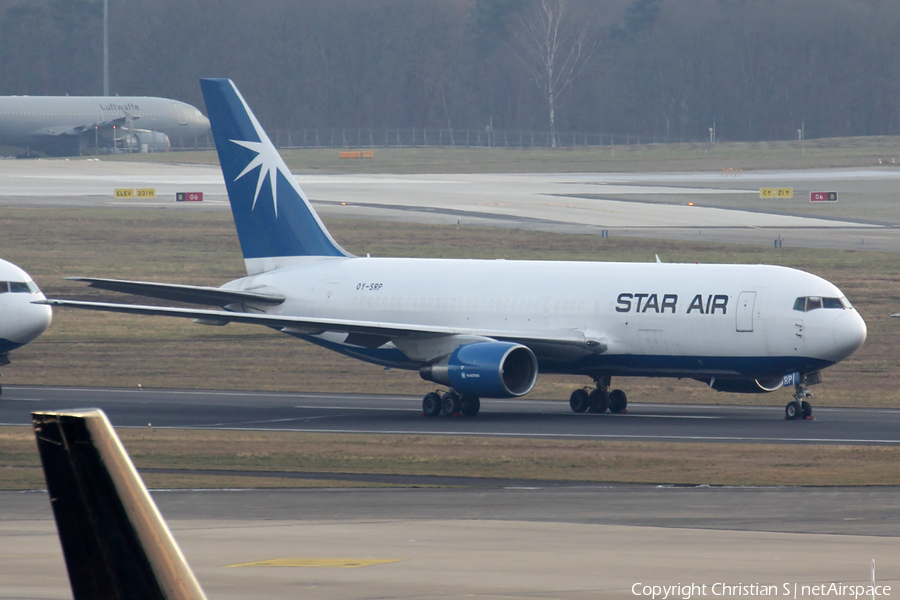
[632,583,891,599]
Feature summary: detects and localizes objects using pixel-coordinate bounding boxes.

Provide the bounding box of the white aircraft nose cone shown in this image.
[833,310,866,360]
[18,299,52,344]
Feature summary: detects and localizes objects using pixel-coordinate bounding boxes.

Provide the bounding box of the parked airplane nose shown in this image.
[833,310,866,360]
[19,299,52,344]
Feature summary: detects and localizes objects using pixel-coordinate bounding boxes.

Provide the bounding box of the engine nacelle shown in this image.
[419,341,538,398]
[706,375,784,394]
[116,130,171,153]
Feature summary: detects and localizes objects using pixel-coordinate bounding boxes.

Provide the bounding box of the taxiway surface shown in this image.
[3,160,900,250]
[2,386,898,445]
[3,485,899,600]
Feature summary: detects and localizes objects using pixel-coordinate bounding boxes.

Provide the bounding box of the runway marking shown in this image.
[164,426,900,444]
[292,405,721,419]
[227,558,405,568]
[6,386,416,402]
[293,405,416,412]
[10,387,900,415]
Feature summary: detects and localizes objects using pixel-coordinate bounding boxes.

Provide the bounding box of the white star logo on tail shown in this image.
[231,138,286,217]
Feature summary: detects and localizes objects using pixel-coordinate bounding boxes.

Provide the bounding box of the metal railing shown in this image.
[268,128,687,149]
[158,129,689,152]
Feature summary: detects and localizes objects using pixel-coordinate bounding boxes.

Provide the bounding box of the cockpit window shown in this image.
[794,296,847,312]
[0,281,40,294]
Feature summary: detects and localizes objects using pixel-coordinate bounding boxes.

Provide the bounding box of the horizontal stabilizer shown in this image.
[32,409,207,600]
[66,276,285,306]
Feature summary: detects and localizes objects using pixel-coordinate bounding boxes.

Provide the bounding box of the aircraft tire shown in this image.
[422,392,442,417]
[801,400,812,419]
[785,401,801,420]
[609,389,627,413]
[441,392,461,416]
[569,389,590,413]
[460,394,481,417]
[588,389,609,413]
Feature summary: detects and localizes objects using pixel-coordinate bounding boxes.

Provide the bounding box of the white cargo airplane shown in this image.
[0,258,53,394]
[41,79,867,420]
[0,94,210,156]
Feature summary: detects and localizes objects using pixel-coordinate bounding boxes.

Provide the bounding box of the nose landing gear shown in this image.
[785,374,816,420]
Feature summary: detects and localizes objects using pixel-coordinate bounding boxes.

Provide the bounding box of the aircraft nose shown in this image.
[196,113,211,133]
[833,310,866,360]
[20,299,52,343]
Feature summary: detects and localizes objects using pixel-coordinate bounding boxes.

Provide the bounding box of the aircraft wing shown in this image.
[64,276,285,306]
[37,298,602,352]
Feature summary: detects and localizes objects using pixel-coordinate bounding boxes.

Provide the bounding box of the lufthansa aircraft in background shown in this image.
[0,94,210,156]
[0,258,52,394]
[42,79,867,420]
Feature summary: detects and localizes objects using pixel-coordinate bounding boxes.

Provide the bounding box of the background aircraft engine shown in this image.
[420,341,538,398]
[707,376,785,394]
[118,130,171,153]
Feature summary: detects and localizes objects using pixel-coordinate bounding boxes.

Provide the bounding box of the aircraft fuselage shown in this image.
[227,258,866,385]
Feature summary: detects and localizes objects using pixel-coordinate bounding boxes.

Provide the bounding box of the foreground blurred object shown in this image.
[32,409,207,600]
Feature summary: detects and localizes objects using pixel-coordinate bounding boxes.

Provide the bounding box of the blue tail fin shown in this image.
[200,78,350,274]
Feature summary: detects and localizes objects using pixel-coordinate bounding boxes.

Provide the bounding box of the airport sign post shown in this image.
[810,191,838,202]
[176,192,204,202]
[760,188,793,199]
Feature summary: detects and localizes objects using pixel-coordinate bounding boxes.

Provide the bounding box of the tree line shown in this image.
[1,0,897,142]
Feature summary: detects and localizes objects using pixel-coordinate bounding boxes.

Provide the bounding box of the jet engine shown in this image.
[419,341,538,398]
[116,129,171,153]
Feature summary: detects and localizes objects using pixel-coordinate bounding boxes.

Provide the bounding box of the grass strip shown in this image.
[2,426,899,490]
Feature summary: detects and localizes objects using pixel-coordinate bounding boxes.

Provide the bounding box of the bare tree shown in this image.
[511,0,597,145]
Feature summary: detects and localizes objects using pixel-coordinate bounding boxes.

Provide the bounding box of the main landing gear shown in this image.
[422,390,481,417]
[569,376,627,414]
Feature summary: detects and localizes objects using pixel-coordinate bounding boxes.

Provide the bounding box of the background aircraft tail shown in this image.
[200,78,350,274]
[32,409,208,600]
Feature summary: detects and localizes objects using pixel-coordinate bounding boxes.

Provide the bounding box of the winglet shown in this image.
[199,78,351,274]
[32,409,208,600]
